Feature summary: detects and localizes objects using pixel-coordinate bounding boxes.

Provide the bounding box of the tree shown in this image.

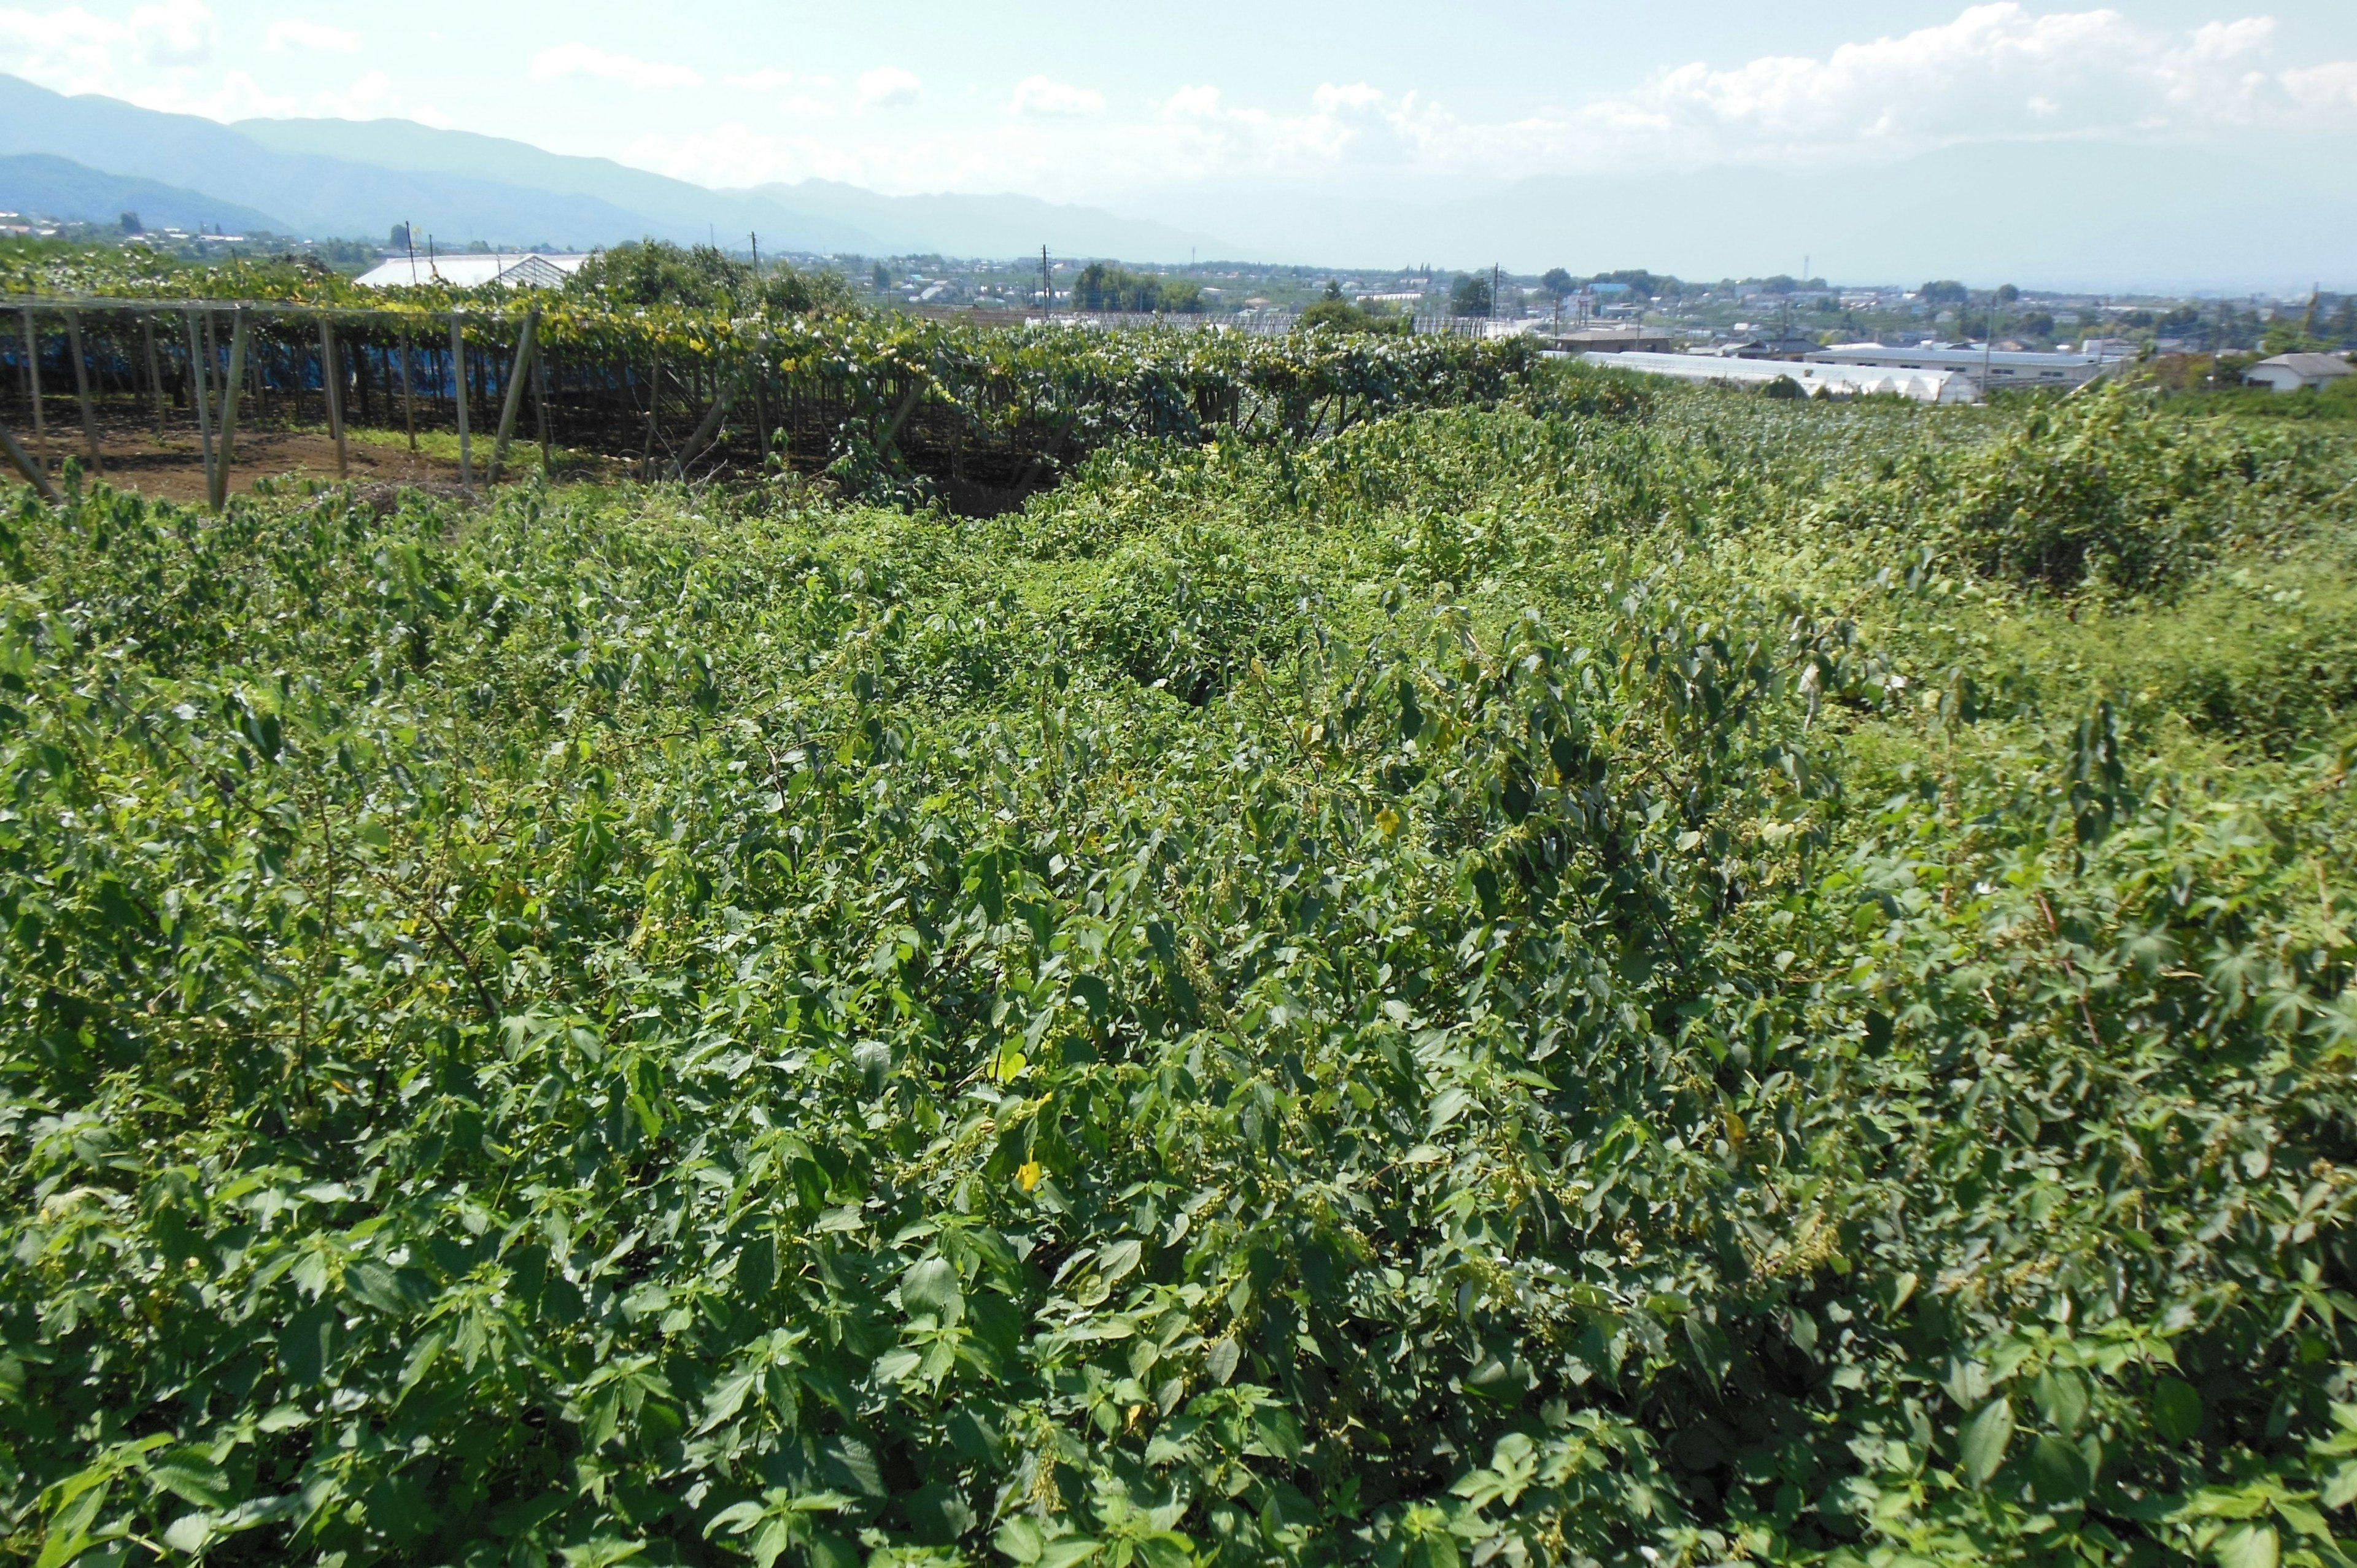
[872,262,891,292]
[1920,280,1970,306]
[389,223,411,250]
[1996,283,2021,304]
[1540,268,1574,298]
[569,239,852,315]
[118,211,142,235]
[1449,274,1492,318]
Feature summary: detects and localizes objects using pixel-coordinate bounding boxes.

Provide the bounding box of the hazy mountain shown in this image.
[1123,136,2357,290]
[0,76,675,252]
[232,115,1221,262]
[226,115,878,253]
[740,179,1221,263]
[0,152,287,235]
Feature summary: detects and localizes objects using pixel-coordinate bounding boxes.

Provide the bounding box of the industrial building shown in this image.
[1580,351,1974,404]
[1805,341,2125,393]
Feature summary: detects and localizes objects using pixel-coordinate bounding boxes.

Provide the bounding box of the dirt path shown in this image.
[1,415,611,504]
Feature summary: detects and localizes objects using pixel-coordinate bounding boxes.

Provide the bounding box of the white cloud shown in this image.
[855,66,921,109]
[725,68,797,92]
[265,16,355,52]
[528,42,702,92]
[1569,4,2355,165]
[1010,74,1104,117]
[128,0,209,64]
[0,0,214,94]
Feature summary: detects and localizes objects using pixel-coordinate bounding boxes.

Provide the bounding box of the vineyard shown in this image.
[2,338,2357,1568]
[1,248,1549,513]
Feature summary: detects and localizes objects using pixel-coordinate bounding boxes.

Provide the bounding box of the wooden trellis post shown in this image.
[451,311,471,490]
[184,311,215,500]
[487,309,539,484]
[16,308,44,466]
[397,325,417,452]
[532,339,552,473]
[319,317,347,478]
[0,413,58,503]
[62,311,101,475]
[141,314,166,441]
[211,309,249,511]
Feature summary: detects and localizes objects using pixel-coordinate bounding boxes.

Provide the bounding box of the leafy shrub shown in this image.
[1,381,2355,1568]
[1945,385,2250,592]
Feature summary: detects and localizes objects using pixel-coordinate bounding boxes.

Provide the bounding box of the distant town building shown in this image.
[2244,352,2353,393]
[1805,341,2126,393]
[1542,325,1679,353]
[355,252,591,289]
[1583,351,1974,404]
[1717,334,1822,361]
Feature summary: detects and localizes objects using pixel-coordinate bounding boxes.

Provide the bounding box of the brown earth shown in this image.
[2,415,611,504]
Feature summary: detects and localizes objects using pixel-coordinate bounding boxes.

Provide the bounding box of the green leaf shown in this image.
[2155,1377,2204,1444]
[2029,1434,2090,1505]
[149,1446,230,1508]
[1097,1238,1144,1284]
[2216,1523,2280,1568]
[1962,1397,2014,1489]
[902,1256,964,1322]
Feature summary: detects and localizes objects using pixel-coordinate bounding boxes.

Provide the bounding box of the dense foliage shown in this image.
[2,377,2356,1568]
[1068,268,1200,316]
[564,244,854,319]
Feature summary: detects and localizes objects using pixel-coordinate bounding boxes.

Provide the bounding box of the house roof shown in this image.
[2253,352,2353,377]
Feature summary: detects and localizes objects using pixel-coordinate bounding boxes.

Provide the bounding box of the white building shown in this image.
[355,252,591,289]
[1805,341,2126,393]
[1580,351,1974,404]
[2244,352,2353,393]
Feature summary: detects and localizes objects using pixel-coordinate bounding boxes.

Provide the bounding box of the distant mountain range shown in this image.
[0,152,282,236]
[0,74,1221,261]
[2,71,2351,287]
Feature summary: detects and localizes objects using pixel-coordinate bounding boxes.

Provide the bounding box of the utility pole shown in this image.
[1491,263,1501,325]
[751,233,761,277]
[1040,246,1052,311]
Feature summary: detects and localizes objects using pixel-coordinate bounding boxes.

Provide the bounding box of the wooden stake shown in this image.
[212,309,249,510]
[451,312,471,490]
[0,412,58,503]
[669,372,737,481]
[63,311,102,475]
[141,313,166,442]
[184,311,215,501]
[487,309,539,484]
[20,308,46,462]
[397,325,417,452]
[532,337,552,473]
[319,317,347,478]
[640,347,662,478]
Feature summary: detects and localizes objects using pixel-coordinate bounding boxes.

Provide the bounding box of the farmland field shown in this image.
[3,366,2357,1567]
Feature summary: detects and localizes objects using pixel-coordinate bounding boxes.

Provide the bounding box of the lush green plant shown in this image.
[567,242,854,317]
[0,380,2354,1568]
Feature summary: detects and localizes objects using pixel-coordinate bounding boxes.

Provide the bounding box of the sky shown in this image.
[2,0,2354,217]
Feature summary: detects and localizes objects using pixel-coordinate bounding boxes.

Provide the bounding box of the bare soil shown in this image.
[1,415,587,504]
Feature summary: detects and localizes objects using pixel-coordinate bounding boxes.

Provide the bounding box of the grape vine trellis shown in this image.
[2,287,1559,511]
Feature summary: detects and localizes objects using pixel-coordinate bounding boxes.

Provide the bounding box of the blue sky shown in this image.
[4,0,2355,208]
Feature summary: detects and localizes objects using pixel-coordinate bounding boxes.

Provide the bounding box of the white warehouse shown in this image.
[1805,341,2126,393]
[1580,351,1975,404]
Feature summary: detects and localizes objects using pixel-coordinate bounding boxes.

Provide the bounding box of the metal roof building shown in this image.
[1579,350,1975,404]
[2245,352,2353,393]
[355,253,591,290]
[1805,341,2124,393]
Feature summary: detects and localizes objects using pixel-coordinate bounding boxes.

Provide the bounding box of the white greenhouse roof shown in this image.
[1581,351,1976,404]
[355,253,590,290]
